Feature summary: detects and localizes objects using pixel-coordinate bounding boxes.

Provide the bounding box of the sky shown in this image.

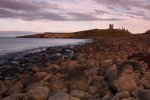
[0,0,150,34]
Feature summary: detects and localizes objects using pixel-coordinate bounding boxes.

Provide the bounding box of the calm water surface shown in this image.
[0,37,90,56]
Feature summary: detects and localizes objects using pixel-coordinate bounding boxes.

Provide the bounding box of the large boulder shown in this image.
[0,81,8,95]
[3,93,27,100]
[104,64,117,82]
[66,60,78,70]
[6,81,23,96]
[70,81,88,91]
[48,93,81,100]
[132,87,150,100]
[70,90,85,98]
[49,80,65,92]
[27,86,50,100]
[86,59,99,68]
[88,86,98,94]
[110,66,139,92]
[144,72,150,83]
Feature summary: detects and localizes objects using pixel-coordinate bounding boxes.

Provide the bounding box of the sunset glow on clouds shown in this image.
[0,0,149,33]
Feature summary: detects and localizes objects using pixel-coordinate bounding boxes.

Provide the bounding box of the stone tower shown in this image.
[109,24,113,30]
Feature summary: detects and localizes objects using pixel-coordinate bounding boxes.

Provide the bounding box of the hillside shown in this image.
[18,28,131,38]
[144,30,150,34]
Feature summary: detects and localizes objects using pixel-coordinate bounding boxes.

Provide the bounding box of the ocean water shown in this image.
[0,37,90,56]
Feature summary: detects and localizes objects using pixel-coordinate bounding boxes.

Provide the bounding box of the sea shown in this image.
[0,37,90,57]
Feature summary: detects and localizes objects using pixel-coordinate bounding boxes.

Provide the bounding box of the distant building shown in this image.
[109,24,114,30]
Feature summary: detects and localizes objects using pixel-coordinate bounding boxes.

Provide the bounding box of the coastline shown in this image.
[0,34,150,100]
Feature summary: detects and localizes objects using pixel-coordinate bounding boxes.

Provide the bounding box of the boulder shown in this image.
[46,64,60,73]
[101,59,113,67]
[3,93,27,100]
[104,64,117,81]
[42,73,52,81]
[25,81,49,91]
[144,72,150,83]
[31,66,40,72]
[88,86,98,94]
[114,91,130,99]
[110,66,139,92]
[34,72,48,79]
[84,68,99,77]
[70,90,85,98]
[67,60,78,70]
[6,81,23,96]
[48,93,69,100]
[71,81,88,91]
[69,96,81,100]
[132,87,150,100]
[23,75,41,86]
[86,59,99,67]
[27,86,50,100]
[0,81,8,95]
[48,93,81,100]
[49,80,64,92]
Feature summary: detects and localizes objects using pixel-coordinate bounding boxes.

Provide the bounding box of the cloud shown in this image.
[0,0,40,11]
[0,0,149,21]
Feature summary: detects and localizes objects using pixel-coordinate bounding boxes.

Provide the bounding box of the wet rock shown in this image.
[25,81,49,91]
[101,59,113,68]
[0,95,3,100]
[70,90,85,98]
[132,87,150,100]
[71,81,88,91]
[18,74,30,80]
[88,86,98,94]
[23,75,41,86]
[111,66,139,92]
[69,96,81,100]
[6,81,23,96]
[48,93,69,100]
[1,67,22,77]
[3,93,27,100]
[27,86,50,100]
[42,73,52,81]
[101,95,112,100]
[84,67,99,77]
[49,80,64,92]
[46,64,60,73]
[144,72,150,83]
[92,75,104,82]
[0,81,8,95]
[104,64,117,81]
[67,60,78,70]
[86,59,99,67]
[114,91,130,99]
[87,76,92,85]
[31,66,40,72]
[84,92,94,99]
[48,92,81,100]
[34,72,48,79]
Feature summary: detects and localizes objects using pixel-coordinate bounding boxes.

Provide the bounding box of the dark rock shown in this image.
[104,64,117,82]
[23,75,41,86]
[132,87,150,100]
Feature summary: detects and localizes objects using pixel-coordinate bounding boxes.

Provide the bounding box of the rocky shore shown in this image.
[0,34,150,100]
